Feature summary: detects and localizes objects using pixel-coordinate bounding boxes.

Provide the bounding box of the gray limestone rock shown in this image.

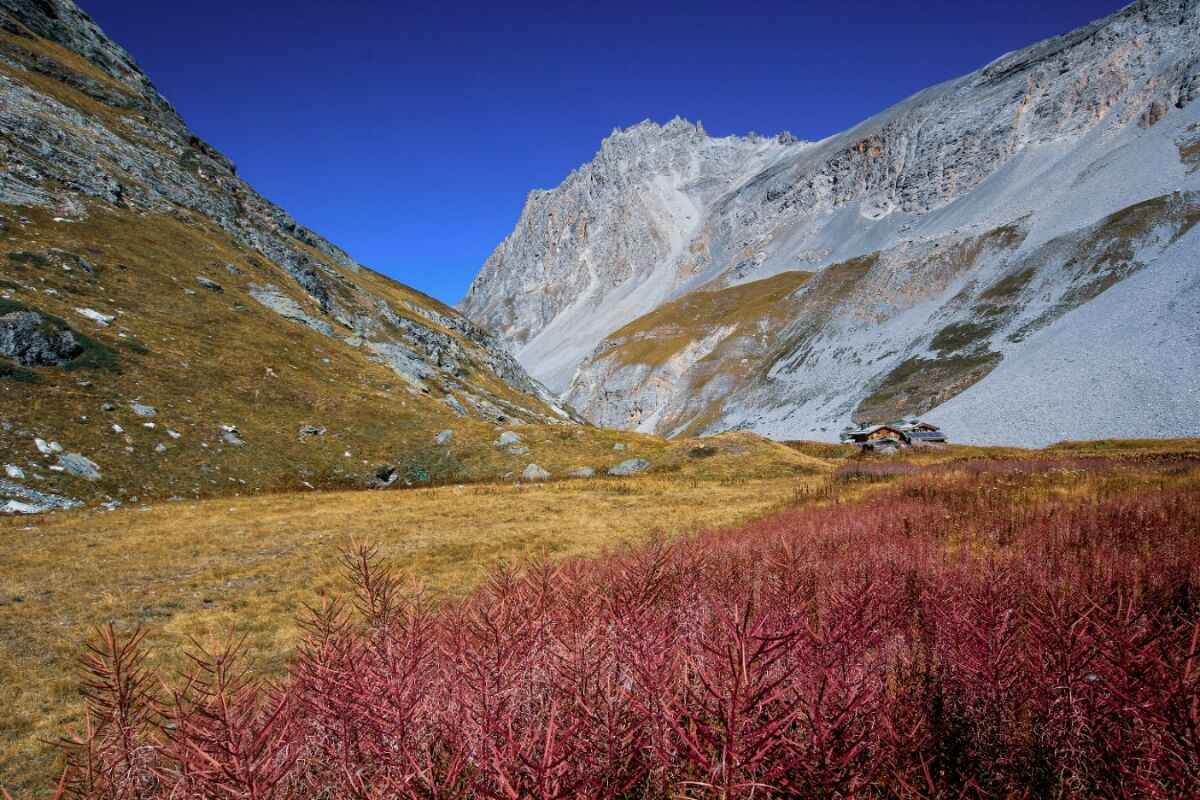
[57,452,100,479]
[521,463,550,481]
[130,401,156,417]
[608,458,651,476]
[495,431,521,447]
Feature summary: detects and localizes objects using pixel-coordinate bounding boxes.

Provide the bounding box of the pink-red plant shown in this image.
[54,458,1200,798]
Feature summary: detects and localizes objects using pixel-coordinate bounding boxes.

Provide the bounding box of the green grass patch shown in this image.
[0,360,41,383]
[5,251,49,267]
[854,351,1002,425]
[930,320,996,356]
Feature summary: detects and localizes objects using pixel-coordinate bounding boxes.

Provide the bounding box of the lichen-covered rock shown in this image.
[0,310,81,366]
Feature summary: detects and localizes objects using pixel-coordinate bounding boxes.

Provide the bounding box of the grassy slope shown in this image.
[581,270,814,436]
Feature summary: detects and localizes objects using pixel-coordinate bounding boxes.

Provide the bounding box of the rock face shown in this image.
[460,119,799,390]
[462,0,1200,446]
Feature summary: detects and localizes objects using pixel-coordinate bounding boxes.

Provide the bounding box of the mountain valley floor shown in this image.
[1,437,1198,796]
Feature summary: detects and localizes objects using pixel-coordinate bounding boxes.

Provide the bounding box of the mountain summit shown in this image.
[461,0,1200,446]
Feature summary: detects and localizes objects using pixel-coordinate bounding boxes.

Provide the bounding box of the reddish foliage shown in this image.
[55,460,1200,798]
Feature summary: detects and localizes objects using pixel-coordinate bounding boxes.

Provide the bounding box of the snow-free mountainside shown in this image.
[461,0,1200,447]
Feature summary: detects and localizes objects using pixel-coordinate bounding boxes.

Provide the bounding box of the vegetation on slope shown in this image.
[28,444,1200,798]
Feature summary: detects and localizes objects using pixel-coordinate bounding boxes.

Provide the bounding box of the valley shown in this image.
[1,0,1198,796]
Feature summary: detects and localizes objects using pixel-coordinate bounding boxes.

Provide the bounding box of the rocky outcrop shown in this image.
[464,0,1200,445]
[459,119,800,390]
[0,309,80,365]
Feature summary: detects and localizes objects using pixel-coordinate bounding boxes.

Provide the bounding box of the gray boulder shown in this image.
[608,458,651,476]
[219,425,244,445]
[0,311,82,366]
[522,463,550,481]
[57,453,101,480]
[568,467,596,478]
[197,276,224,292]
[495,431,521,447]
[507,445,529,456]
[613,442,626,451]
[298,424,326,439]
[130,401,157,417]
[434,429,453,444]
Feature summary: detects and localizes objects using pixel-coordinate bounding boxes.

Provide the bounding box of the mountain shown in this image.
[461,0,1200,447]
[0,0,599,511]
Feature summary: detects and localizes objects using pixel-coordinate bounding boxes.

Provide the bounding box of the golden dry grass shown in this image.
[0,471,828,795]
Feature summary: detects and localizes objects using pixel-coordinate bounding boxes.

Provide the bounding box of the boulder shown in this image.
[4,464,24,479]
[130,401,157,417]
[434,429,453,444]
[507,445,529,456]
[34,438,62,454]
[219,425,244,445]
[608,458,651,476]
[568,467,596,478]
[522,463,550,481]
[57,453,101,480]
[298,424,326,439]
[495,431,521,447]
[197,276,224,292]
[613,442,626,451]
[74,307,114,326]
[0,310,82,366]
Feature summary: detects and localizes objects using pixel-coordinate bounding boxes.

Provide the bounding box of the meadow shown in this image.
[0,467,830,796]
[5,442,1195,798]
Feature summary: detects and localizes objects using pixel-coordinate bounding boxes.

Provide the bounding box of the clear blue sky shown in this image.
[79,0,1128,305]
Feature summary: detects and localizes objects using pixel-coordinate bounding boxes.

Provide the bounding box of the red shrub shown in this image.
[55,459,1200,798]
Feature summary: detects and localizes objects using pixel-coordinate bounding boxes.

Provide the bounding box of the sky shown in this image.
[79,0,1130,305]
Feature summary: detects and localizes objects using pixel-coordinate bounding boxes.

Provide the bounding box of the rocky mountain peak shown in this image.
[462,0,1200,446]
